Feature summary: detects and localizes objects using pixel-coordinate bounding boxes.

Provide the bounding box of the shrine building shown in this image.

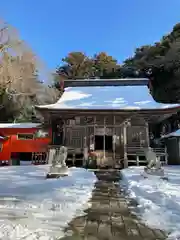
[35,79,180,168]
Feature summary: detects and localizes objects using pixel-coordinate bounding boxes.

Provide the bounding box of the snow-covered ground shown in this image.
[20,161,32,165]
[121,166,180,240]
[0,165,97,239]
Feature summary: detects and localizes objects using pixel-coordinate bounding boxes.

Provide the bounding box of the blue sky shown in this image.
[1,0,180,71]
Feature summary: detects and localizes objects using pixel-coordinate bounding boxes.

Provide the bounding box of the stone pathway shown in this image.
[60,170,167,240]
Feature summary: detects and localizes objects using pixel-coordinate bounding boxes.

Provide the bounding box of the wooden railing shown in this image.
[32,152,47,165]
[126,146,168,166]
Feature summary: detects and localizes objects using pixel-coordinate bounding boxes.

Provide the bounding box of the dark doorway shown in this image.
[11,152,32,161]
[105,135,113,151]
[19,152,32,161]
[95,135,113,151]
[95,135,103,150]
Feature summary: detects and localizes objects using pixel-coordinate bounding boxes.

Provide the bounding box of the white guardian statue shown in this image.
[47,146,69,178]
[144,147,165,177]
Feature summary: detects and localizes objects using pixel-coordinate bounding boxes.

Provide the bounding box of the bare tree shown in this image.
[0,19,59,122]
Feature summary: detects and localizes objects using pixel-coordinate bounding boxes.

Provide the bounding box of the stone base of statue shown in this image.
[143,166,168,180]
[143,147,168,180]
[144,166,165,176]
[143,168,168,180]
[46,165,69,178]
[46,146,69,179]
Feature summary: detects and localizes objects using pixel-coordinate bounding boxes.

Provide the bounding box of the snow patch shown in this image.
[123,106,141,109]
[58,90,91,103]
[0,165,96,239]
[161,104,179,109]
[121,166,180,239]
[78,101,96,107]
[134,100,151,105]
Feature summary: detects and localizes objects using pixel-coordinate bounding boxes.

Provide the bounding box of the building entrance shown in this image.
[95,135,113,151]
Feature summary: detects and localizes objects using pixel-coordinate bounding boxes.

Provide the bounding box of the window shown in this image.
[75,117,80,124]
[69,119,75,126]
[17,134,34,140]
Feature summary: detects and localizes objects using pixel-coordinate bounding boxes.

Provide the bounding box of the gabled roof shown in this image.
[36,85,180,111]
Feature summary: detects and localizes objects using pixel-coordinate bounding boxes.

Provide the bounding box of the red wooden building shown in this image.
[0,123,51,165]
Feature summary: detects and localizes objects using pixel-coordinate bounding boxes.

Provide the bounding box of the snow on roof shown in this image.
[0,123,41,129]
[162,129,180,138]
[36,86,180,110]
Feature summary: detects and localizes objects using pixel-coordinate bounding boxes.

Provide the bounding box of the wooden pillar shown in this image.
[165,146,168,165]
[94,116,96,150]
[145,122,150,147]
[83,123,88,166]
[47,118,64,165]
[113,116,116,166]
[51,119,56,145]
[136,155,139,166]
[103,116,106,160]
[123,122,128,168]
[51,118,64,146]
[57,119,64,146]
[63,120,66,145]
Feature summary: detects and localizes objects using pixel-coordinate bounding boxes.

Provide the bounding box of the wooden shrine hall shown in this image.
[35,79,180,168]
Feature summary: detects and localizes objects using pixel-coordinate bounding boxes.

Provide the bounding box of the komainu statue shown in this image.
[144,147,165,177]
[46,146,69,178]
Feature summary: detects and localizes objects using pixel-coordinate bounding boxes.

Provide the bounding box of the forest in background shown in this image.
[55,23,180,104]
[1,20,180,123]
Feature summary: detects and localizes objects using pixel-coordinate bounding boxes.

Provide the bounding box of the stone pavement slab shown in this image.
[61,170,167,240]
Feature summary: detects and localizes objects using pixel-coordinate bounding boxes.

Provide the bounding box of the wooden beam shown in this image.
[145,122,150,147]
[113,116,116,165]
[64,123,147,128]
[123,122,128,168]
[63,78,149,87]
[94,116,96,150]
[40,109,180,122]
[103,116,106,160]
